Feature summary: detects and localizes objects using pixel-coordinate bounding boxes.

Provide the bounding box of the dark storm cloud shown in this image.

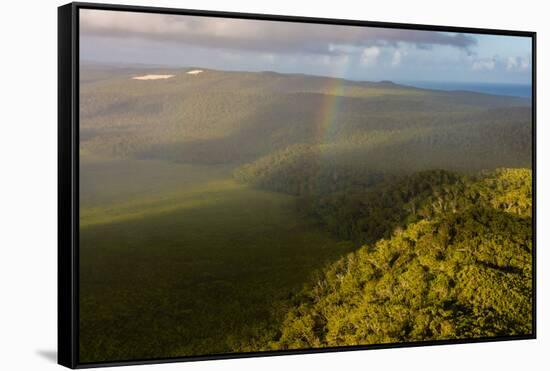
[80,9,477,55]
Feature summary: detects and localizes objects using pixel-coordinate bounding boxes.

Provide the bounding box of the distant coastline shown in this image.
[400,80,532,99]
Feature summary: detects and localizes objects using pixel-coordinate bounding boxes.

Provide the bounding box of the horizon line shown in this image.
[80,60,532,86]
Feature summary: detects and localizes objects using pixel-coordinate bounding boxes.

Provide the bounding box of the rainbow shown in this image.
[308,68,352,192]
[313,69,350,146]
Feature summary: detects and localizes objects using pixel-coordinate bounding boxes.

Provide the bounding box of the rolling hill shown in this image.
[80,64,531,169]
[273,168,532,349]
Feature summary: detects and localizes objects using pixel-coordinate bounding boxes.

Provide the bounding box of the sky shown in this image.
[80,9,532,84]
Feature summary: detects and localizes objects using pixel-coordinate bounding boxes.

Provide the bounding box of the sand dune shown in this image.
[132,74,174,80]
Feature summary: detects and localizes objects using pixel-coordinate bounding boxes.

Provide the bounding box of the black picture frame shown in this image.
[58,2,537,368]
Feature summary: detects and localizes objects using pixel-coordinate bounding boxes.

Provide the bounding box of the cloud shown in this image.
[506,56,531,71]
[321,54,350,66]
[470,55,531,73]
[80,9,477,56]
[472,58,496,71]
[360,47,381,66]
[391,50,407,66]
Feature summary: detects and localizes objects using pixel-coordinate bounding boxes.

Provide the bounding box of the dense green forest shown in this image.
[79,64,533,362]
[271,168,532,349]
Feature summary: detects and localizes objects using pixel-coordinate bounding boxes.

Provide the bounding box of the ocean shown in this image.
[400,81,532,99]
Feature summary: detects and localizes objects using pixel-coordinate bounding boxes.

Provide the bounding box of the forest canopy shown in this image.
[270,168,532,348]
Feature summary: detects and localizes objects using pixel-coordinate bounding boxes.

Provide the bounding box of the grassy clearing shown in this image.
[80,155,233,207]
[79,159,354,362]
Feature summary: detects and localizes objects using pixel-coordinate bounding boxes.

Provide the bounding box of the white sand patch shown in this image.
[187,70,204,75]
[132,74,174,80]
